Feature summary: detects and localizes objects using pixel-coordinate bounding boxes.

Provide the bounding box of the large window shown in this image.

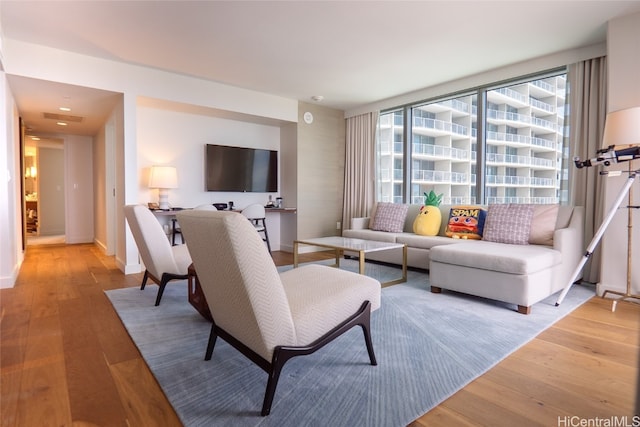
[376,71,567,205]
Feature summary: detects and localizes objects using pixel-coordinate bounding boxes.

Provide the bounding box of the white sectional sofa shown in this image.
[343,203,585,314]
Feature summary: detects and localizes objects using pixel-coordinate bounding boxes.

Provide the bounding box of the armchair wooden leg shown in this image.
[153,272,189,306]
[154,276,169,306]
[262,347,297,416]
[140,270,150,290]
[205,322,218,361]
[359,305,377,366]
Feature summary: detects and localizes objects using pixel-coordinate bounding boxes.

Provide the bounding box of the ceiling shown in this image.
[2,1,640,136]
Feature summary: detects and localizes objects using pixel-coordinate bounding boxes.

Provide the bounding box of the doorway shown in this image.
[24,137,66,246]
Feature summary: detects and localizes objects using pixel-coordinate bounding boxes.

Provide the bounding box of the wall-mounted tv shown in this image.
[206,144,278,192]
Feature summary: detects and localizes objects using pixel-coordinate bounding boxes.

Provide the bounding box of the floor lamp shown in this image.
[555,106,640,311]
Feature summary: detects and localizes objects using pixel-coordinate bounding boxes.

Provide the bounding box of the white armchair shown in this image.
[124,205,192,306]
[176,210,381,416]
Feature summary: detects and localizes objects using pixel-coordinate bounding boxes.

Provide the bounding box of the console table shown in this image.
[151,207,297,247]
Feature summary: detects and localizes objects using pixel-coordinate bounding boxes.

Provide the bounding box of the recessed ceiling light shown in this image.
[59,107,71,112]
[311,95,324,102]
[57,122,68,126]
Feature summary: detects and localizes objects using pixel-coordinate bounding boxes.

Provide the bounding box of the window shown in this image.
[376,71,567,205]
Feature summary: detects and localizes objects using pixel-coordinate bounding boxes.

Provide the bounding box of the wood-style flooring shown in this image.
[1,243,638,426]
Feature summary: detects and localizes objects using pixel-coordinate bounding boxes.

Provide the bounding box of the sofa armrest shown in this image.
[350,217,370,230]
[553,206,584,268]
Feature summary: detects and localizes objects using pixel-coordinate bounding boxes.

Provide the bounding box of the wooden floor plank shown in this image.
[109,357,182,426]
[439,388,536,426]
[466,374,573,423]
[15,358,72,427]
[537,325,638,368]
[552,314,640,346]
[88,292,141,365]
[481,362,629,418]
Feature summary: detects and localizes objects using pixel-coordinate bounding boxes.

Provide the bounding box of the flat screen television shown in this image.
[205,144,278,192]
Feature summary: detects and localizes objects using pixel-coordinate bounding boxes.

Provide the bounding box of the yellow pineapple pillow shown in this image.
[413,191,443,236]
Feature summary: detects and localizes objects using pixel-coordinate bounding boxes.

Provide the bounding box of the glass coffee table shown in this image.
[293,236,407,287]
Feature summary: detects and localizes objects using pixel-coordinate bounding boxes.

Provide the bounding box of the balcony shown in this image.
[486,175,554,186]
[413,116,469,137]
[412,143,469,160]
[486,196,559,204]
[486,109,530,125]
[530,116,557,131]
[487,131,530,145]
[530,137,557,150]
[435,99,471,114]
[486,153,554,168]
[529,80,555,93]
[412,169,468,183]
[529,97,555,113]
[492,87,528,104]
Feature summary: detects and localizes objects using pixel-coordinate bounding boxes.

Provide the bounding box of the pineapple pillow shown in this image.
[413,191,443,236]
[444,205,487,240]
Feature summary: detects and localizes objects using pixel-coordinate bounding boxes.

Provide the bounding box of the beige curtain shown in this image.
[342,111,379,230]
[567,56,607,283]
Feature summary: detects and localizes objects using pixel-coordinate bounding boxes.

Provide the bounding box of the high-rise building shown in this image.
[377,74,567,205]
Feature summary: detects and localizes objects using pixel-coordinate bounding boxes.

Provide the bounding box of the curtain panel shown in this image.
[567,56,607,283]
[342,112,379,231]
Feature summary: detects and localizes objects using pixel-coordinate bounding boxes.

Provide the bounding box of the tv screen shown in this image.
[206,144,278,192]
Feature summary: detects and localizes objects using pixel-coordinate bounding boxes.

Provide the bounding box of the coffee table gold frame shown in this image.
[293,237,407,287]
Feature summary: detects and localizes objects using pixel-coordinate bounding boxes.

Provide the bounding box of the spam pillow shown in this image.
[445,206,486,240]
[370,202,409,233]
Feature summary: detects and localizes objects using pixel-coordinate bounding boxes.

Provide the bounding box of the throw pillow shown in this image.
[370,202,409,233]
[444,205,487,240]
[529,204,559,245]
[483,204,535,245]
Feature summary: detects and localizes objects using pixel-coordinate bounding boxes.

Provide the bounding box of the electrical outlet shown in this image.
[336,221,341,230]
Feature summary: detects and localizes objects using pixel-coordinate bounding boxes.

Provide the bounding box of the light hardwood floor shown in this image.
[1,243,638,426]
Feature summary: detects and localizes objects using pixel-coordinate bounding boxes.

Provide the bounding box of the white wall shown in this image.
[136,103,285,250]
[0,71,24,289]
[598,11,640,298]
[136,104,281,209]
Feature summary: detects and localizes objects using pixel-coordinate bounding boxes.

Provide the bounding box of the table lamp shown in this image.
[149,166,178,210]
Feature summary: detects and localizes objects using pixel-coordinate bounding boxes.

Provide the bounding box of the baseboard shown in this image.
[116,256,143,275]
[0,261,21,289]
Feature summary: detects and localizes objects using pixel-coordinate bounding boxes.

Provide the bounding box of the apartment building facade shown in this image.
[377,73,567,206]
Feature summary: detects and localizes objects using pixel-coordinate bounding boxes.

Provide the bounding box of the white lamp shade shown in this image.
[148,166,178,189]
[602,106,640,148]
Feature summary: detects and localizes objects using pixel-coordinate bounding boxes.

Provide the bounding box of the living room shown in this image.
[1,2,639,425]
[0,3,639,289]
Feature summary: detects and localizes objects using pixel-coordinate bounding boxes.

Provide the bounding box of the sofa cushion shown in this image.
[529,204,559,245]
[396,234,465,250]
[483,204,534,245]
[370,202,409,233]
[444,205,487,240]
[430,241,562,275]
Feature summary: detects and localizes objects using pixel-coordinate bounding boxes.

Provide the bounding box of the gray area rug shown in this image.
[105,260,594,427]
